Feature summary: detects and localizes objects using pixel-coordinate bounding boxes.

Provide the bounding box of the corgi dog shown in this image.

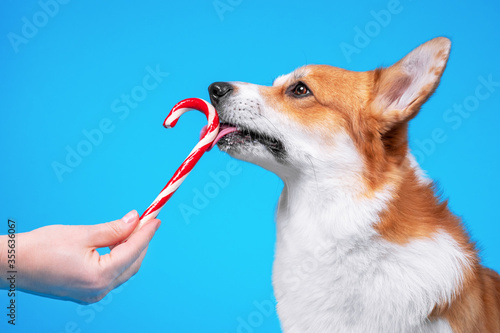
[207,37,500,332]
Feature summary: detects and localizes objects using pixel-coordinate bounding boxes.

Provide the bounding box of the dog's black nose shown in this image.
[208,82,233,106]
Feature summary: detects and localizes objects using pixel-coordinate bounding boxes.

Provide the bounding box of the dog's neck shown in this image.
[272,154,465,332]
[275,154,395,245]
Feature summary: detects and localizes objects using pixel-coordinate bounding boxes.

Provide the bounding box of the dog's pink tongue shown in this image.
[200,125,238,151]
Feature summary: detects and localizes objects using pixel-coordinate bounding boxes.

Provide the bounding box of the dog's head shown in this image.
[209,37,451,189]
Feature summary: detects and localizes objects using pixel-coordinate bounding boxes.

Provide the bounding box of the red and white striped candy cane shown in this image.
[138,98,219,228]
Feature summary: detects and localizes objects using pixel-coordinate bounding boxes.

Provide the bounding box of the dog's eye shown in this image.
[290,82,312,97]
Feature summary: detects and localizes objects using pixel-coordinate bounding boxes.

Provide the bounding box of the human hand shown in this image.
[0,210,160,304]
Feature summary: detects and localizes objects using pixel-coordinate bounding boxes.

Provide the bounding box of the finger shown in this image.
[87,210,140,248]
[103,219,160,278]
[105,246,149,293]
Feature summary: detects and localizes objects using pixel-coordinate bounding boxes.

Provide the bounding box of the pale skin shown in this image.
[0,210,160,304]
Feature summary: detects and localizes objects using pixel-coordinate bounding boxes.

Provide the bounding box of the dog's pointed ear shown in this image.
[372,37,451,131]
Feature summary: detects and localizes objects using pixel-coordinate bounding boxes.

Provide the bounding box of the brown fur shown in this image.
[432,266,500,332]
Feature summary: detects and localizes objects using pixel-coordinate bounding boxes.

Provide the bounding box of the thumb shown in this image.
[88,210,140,248]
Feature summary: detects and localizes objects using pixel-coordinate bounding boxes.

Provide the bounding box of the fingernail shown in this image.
[122,210,138,224]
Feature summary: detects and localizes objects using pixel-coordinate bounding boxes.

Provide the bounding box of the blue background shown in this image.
[1,0,499,332]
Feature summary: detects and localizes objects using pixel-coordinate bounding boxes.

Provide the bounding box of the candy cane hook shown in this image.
[138,98,219,229]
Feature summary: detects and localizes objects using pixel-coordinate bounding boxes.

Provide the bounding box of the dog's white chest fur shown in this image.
[272,181,464,333]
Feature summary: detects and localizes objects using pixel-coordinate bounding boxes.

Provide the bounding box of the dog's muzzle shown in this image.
[208,82,233,107]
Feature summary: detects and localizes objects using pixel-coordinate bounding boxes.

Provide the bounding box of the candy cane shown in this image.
[138,98,219,229]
